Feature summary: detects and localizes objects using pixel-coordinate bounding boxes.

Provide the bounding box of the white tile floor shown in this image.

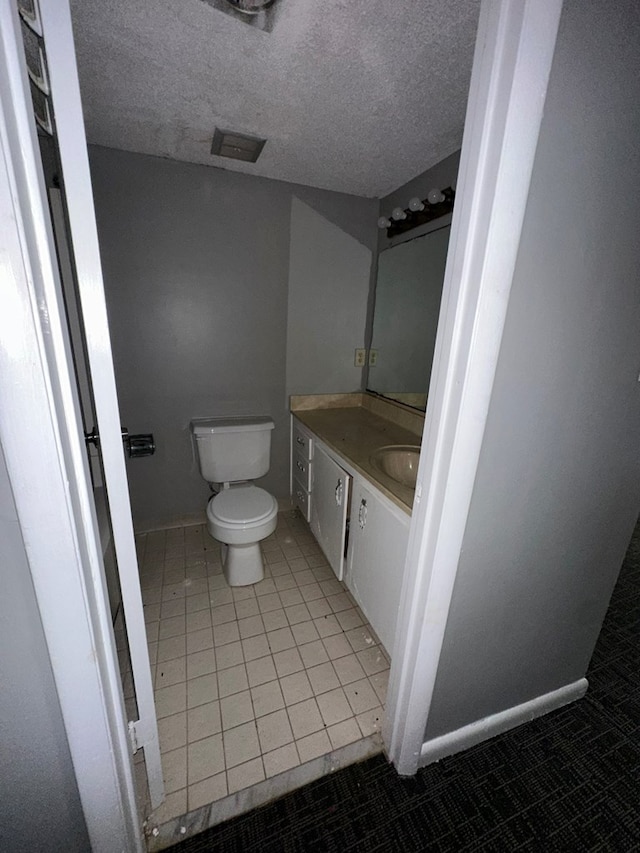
[135,511,390,824]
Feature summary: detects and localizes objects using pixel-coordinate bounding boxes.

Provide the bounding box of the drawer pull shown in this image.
[358,498,367,529]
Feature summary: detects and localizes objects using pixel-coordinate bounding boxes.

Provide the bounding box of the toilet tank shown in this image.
[191,416,274,483]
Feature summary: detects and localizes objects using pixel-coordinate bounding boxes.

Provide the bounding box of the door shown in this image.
[13,0,164,809]
[346,479,410,654]
[310,444,351,580]
[49,187,123,620]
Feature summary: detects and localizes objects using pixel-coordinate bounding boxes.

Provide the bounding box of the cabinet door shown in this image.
[346,481,410,654]
[310,444,351,581]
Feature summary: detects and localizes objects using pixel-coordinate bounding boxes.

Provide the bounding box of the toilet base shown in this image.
[220,542,265,586]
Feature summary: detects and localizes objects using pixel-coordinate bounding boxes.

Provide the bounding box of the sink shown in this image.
[370,445,421,488]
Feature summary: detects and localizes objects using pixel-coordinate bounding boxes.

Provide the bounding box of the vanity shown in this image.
[286,203,451,654]
[289,394,424,654]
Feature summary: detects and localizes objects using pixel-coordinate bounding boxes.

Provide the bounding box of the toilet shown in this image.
[191,416,278,586]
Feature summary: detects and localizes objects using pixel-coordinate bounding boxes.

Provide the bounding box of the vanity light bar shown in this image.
[378,186,455,238]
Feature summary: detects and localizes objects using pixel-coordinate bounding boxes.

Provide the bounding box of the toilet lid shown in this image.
[211,486,276,524]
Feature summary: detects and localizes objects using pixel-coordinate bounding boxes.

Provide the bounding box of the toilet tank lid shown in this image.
[191,416,274,435]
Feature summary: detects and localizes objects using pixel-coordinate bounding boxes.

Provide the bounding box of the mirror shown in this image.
[367,221,451,411]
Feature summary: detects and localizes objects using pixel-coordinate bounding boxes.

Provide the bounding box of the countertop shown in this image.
[292,407,419,514]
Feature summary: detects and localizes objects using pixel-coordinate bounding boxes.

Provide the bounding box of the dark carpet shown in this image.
[167,524,640,852]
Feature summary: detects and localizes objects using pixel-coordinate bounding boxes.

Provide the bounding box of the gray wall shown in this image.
[0,443,89,852]
[425,0,640,740]
[89,147,377,528]
[286,197,372,397]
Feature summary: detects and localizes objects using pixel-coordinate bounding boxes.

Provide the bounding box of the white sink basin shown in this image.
[370,445,420,488]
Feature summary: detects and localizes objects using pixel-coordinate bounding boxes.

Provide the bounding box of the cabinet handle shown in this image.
[296,436,305,446]
[296,490,305,501]
[335,479,343,506]
[358,498,367,529]
[296,460,305,472]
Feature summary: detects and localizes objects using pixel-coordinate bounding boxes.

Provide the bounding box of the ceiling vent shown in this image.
[211,128,267,163]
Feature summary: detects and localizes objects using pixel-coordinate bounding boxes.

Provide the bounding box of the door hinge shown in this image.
[128,719,140,754]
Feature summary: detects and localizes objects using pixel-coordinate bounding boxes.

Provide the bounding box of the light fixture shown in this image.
[224,0,275,13]
[427,188,446,205]
[378,186,456,236]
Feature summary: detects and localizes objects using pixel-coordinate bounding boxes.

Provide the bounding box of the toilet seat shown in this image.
[206,483,278,563]
[211,484,277,526]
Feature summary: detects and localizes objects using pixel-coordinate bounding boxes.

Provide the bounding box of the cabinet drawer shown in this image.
[292,476,311,522]
[292,421,313,460]
[292,449,312,491]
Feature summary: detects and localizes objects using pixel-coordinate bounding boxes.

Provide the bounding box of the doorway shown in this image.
[0,0,566,850]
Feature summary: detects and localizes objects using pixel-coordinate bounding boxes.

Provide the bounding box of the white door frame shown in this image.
[0,1,151,850]
[385,0,564,774]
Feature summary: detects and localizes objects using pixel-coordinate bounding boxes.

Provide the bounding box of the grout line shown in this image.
[145,511,390,821]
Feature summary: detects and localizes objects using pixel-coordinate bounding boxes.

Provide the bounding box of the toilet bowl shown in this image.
[206,483,278,585]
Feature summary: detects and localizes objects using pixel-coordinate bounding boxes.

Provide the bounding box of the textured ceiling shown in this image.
[69,0,480,198]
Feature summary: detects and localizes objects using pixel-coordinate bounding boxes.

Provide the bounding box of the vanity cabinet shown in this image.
[290,415,410,653]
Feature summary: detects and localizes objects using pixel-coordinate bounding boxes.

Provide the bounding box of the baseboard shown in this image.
[134,511,206,534]
[419,677,588,767]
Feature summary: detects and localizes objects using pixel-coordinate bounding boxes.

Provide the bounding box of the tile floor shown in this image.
[135,511,390,825]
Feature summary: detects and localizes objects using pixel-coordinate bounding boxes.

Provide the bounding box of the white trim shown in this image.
[0,2,141,850]
[419,679,588,766]
[385,0,564,775]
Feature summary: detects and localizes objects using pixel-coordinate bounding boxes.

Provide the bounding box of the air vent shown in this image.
[211,128,266,163]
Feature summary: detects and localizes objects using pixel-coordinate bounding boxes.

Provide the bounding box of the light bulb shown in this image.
[391,207,407,221]
[427,189,445,205]
[377,216,391,229]
[408,197,425,212]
